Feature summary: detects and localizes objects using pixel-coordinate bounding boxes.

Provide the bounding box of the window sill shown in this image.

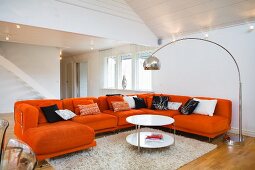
[101,88,154,93]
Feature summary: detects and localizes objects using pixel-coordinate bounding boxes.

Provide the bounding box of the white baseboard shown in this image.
[229,127,255,137]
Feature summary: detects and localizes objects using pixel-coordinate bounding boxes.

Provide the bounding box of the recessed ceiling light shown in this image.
[204,33,209,38]
[249,25,254,30]
[5,36,9,41]
[16,25,21,29]
[90,47,94,50]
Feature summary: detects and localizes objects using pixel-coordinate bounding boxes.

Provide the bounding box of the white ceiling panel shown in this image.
[126,0,255,38]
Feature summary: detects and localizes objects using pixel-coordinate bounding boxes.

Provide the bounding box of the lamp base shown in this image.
[223,134,244,146]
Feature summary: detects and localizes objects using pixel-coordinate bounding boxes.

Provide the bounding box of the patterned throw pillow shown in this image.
[73,99,94,115]
[152,96,169,110]
[111,101,131,112]
[106,96,124,110]
[180,99,199,115]
[78,103,101,116]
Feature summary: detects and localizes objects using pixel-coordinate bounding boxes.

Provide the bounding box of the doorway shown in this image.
[76,62,88,97]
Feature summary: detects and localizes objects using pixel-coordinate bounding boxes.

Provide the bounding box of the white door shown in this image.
[77,62,88,97]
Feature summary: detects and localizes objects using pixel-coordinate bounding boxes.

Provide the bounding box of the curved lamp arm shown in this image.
[144,37,243,144]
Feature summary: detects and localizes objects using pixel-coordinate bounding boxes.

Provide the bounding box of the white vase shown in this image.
[122,75,127,90]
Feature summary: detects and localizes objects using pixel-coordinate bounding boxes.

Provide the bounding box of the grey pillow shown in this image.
[55,109,76,120]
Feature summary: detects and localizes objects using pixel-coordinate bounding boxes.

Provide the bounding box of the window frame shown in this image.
[104,50,152,91]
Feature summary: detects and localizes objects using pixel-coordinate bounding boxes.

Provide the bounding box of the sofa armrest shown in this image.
[15,103,39,132]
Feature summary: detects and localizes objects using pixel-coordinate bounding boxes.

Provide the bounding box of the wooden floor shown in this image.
[1,113,255,170]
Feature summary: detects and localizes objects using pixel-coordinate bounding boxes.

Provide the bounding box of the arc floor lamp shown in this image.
[143,37,243,145]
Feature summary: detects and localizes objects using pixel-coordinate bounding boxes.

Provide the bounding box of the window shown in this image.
[106,57,117,88]
[104,51,152,91]
[120,55,132,89]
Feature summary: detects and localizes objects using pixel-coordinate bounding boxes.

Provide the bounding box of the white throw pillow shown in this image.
[123,96,137,109]
[167,102,182,110]
[55,109,76,120]
[193,98,217,116]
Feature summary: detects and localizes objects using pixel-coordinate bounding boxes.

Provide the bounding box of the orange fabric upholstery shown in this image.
[139,108,180,117]
[36,142,96,161]
[97,96,109,112]
[103,109,145,126]
[194,97,232,124]
[157,94,191,104]
[15,100,63,124]
[137,93,154,107]
[14,94,232,160]
[62,98,118,133]
[106,96,124,110]
[174,114,229,138]
[72,113,117,132]
[23,121,95,159]
[14,99,96,160]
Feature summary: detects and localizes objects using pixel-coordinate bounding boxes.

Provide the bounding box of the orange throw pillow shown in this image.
[106,96,124,110]
[112,101,130,112]
[73,99,94,115]
[78,103,101,116]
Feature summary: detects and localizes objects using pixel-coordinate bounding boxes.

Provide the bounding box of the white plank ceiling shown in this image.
[126,0,255,39]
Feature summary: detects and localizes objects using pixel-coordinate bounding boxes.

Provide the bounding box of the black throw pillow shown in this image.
[40,104,63,123]
[179,99,199,115]
[152,96,169,110]
[133,97,147,109]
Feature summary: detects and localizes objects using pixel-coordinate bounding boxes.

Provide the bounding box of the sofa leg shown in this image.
[208,137,212,143]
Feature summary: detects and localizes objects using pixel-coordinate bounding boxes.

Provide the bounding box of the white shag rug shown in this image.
[49,128,217,170]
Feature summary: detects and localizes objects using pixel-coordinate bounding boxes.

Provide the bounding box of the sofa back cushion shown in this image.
[136,94,154,109]
[159,94,191,105]
[106,96,124,110]
[97,96,109,112]
[62,97,98,113]
[15,100,63,124]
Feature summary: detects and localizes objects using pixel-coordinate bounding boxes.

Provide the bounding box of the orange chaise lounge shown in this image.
[14,99,96,160]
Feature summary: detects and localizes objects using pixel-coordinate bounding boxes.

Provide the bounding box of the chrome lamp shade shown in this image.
[143,56,161,70]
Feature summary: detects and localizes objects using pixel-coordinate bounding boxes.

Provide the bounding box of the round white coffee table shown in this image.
[126,114,175,151]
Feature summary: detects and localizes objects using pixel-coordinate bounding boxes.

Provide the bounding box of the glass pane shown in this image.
[121,57,132,89]
[138,58,152,90]
[106,57,116,88]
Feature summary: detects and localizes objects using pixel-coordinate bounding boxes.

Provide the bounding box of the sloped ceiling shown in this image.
[126,0,255,39]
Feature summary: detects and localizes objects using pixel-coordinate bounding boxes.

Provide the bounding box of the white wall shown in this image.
[0,0,157,46]
[0,42,60,113]
[153,23,255,137]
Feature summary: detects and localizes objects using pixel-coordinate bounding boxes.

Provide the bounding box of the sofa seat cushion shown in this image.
[72,113,117,131]
[174,114,229,134]
[103,109,145,126]
[139,108,180,117]
[23,121,95,155]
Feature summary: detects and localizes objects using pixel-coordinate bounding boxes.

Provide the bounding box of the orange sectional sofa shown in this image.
[14,99,96,161]
[14,93,232,160]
